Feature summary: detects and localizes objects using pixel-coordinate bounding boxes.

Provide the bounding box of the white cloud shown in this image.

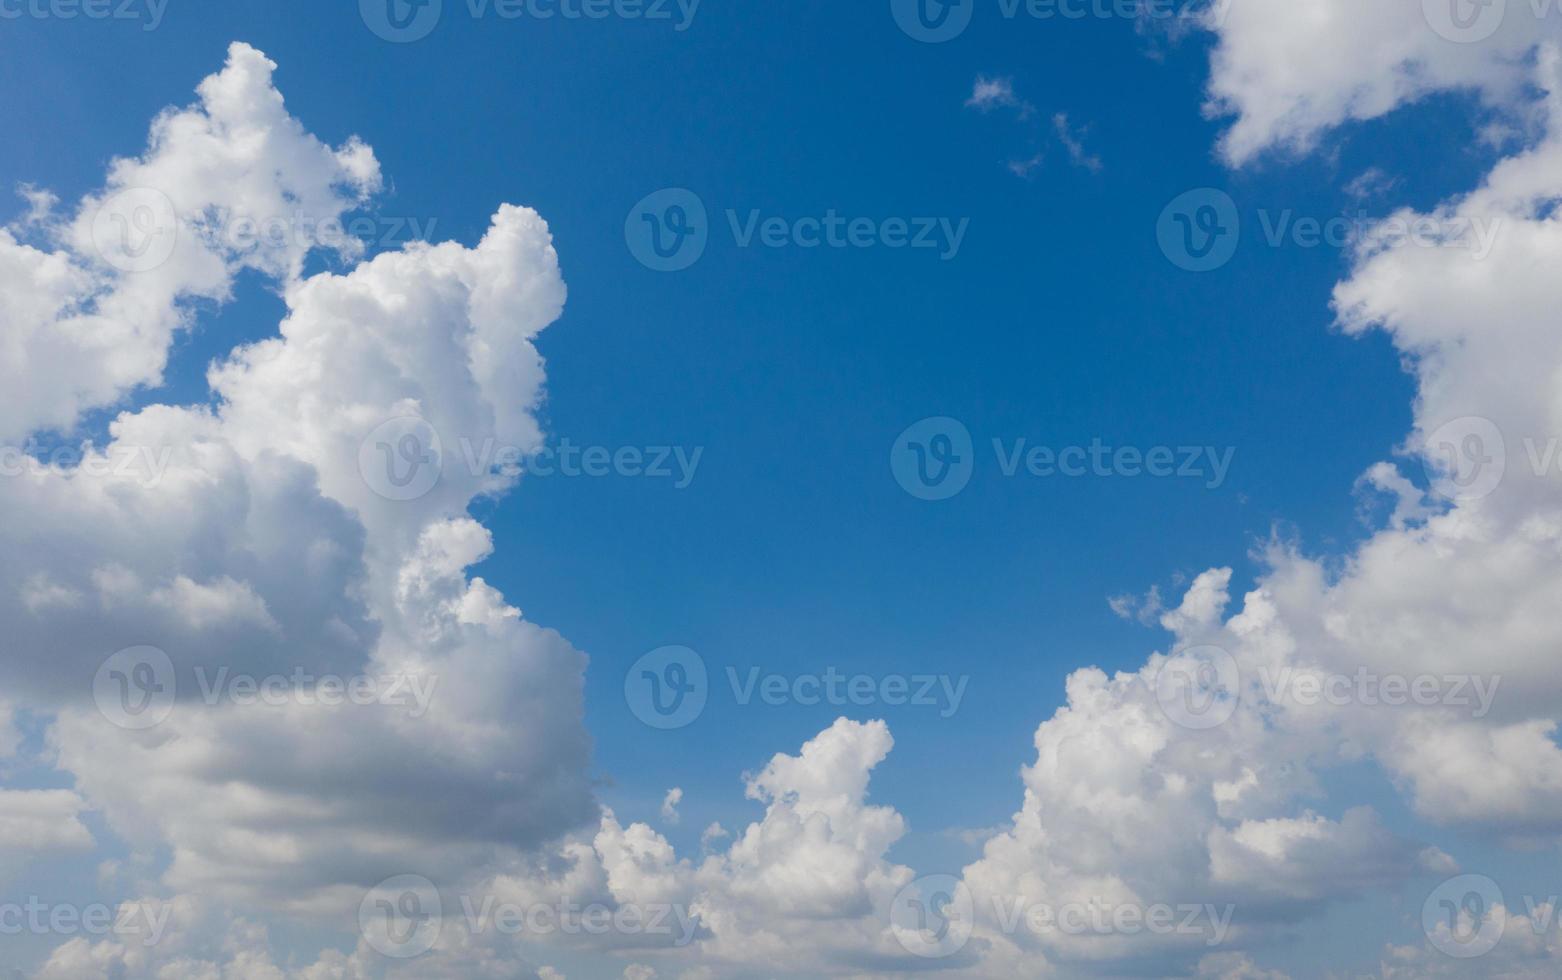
[2,41,590,966]
[0,789,94,882]
[1200,0,1561,163]
[965,76,1030,115]
[0,43,379,443]
[1052,113,1103,172]
[12,16,1562,977]
[661,788,683,825]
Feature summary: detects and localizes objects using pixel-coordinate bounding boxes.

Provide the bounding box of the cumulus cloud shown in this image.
[0,42,378,443]
[1200,0,1562,163]
[4,41,591,975]
[12,11,1562,977]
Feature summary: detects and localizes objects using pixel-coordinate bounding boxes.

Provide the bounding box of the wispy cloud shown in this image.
[965,75,1033,118]
[1052,112,1103,172]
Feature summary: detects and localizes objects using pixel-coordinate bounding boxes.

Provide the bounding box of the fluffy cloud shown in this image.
[0,789,94,883]
[0,43,378,443]
[480,719,921,974]
[1200,0,1561,162]
[12,11,1562,977]
[3,41,591,974]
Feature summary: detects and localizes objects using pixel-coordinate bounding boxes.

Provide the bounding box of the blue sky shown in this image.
[4,2,1562,978]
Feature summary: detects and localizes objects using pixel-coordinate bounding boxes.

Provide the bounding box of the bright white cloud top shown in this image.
[3,13,1562,978]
